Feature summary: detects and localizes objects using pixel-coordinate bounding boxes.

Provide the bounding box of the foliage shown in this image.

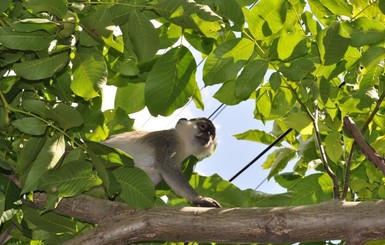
[0,0,385,244]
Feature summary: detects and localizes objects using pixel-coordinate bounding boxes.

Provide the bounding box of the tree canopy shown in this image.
[1,0,385,244]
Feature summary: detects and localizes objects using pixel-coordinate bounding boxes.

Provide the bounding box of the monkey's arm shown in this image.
[158,164,221,208]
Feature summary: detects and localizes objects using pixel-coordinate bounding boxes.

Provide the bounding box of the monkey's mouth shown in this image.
[195,132,211,146]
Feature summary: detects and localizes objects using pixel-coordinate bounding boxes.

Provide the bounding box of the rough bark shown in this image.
[25,193,385,245]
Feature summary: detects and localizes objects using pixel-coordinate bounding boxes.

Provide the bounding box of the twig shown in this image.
[314,102,340,199]
[343,116,385,175]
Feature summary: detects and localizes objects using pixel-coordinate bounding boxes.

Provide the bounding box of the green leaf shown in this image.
[12,118,47,136]
[278,58,315,81]
[380,0,385,15]
[113,167,155,208]
[123,10,160,62]
[22,135,65,194]
[263,148,296,179]
[269,72,281,91]
[361,46,385,69]
[320,0,352,17]
[89,153,121,198]
[324,132,343,163]
[255,87,272,121]
[317,22,350,65]
[39,160,102,197]
[235,59,268,101]
[155,0,224,39]
[203,38,254,85]
[71,53,107,100]
[23,208,76,234]
[46,104,84,130]
[145,46,197,116]
[284,113,313,135]
[248,0,287,39]
[24,0,67,18]
[347,17,385,47]
[13,53,68,80]
[104,108,134,135]
[277,32,308,60]
[234,129,278,145]
[0,27,55,51]
[22,99,48,118]
[16,136,47,177]
[0,0,12,13]
[290,173,333,205]
[212,0,244,29]
[213,80,242,105]
[189,173,249,208]
[274,173,302,190]
[115,82,145,114]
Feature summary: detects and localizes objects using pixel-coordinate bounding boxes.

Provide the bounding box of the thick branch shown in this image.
[62,200,385,245]
[23,192,129,224]
[343,116,385,175]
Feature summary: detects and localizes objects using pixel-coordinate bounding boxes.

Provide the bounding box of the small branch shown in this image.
[343,116,385,175]
[314,102,340,199]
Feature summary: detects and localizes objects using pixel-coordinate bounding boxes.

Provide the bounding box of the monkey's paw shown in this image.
[193,196,221,208]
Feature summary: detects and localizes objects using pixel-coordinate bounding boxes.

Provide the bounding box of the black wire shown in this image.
[229,128,293,182]
[208,103,226,120]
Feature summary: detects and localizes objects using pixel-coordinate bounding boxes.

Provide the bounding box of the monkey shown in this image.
[101,117,221,208]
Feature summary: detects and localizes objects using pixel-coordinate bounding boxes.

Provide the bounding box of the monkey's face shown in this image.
[176,118,216,159]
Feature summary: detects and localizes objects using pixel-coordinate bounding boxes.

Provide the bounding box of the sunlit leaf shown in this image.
[324,132,343,163]
[235,59,268,101]
[71,52,107,100]
[155,0,224,39]
[317,22,350,65]
[248,0,287,39]
[290,173,333,205]
[284,113,313,135]
[263,148,296,179]
[203,38,254,85]
[234,129,277,145]
[22,135,65,194]
[115,82,145,114]
[320,0,352,17]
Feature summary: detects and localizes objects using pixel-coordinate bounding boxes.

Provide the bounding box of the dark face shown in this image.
[179,118,216,146]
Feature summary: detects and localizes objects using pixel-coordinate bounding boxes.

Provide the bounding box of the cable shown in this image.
[208,103,226,120]
[228,128,293,182]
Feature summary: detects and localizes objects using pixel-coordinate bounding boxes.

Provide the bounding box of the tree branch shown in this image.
[62,200,385,245]
[343,116,385,175]
[342,91,385,199]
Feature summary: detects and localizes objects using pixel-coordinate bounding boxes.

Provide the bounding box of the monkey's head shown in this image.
[176,118,216,159]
